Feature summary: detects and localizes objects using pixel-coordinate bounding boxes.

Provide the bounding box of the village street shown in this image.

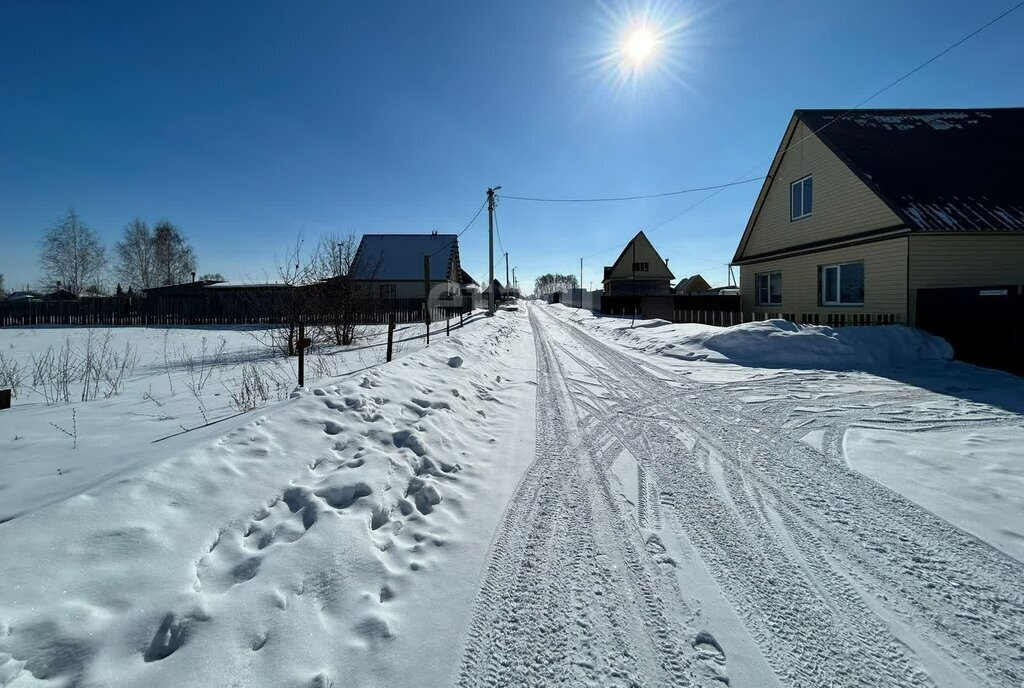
[2,305,1023,688]
[456,303,1024,687]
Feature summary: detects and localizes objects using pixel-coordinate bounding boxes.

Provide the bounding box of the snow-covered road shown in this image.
[456,304,1024,687]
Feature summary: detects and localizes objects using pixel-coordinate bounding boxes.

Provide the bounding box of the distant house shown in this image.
[351,233,463,301]
[602,231,675,296]
[458,268,479,296]
[44,288,79,301]
[673,274,711,295]
[5,291,41,302]
[142,279,225,298]
[732,108,1024,325]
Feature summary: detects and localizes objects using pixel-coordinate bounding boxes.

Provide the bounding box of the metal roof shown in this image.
[797,108,1024,232]
[352,234,459,281]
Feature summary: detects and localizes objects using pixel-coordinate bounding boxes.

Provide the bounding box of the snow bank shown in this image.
[687,319,953,370]
[545,305,952,371]
[0,311,537,687]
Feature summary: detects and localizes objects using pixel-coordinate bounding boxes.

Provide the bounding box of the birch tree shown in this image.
[40,210,107,294]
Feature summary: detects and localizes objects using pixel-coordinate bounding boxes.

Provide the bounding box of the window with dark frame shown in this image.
[820,262,864,305]
[379,284,396,299]
[790,175,813,220]
[631,261,650,272]
[756,271,782,306]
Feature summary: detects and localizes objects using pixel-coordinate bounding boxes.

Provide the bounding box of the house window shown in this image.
[379,284,396,299]
[632,262,649,272]
[820,262,864,305]
[790,175,813,220]
[756,271,782,306]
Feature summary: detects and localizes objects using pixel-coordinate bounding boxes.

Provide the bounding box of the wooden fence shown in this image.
[0,296,473,328]
[602,294,901,327]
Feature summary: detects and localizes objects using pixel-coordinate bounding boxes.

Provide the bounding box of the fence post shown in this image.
[296,322,312,387]
[446,316,450,337]
[460,311,464,328]
[386,314,395,362]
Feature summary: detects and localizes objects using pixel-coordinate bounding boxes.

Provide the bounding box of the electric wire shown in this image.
[497,176,765,203]
[578,0,1024,263]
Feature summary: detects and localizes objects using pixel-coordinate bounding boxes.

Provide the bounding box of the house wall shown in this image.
[356,280,459,300]
[908,233,1024,320]
[604,278,671,296]
[741,120,903,258]
[739,237,909,321]
[606,235,674,280]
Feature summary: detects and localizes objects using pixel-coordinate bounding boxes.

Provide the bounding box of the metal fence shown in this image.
[917,284,1023,376]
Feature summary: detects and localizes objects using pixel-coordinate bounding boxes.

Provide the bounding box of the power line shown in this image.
[498,177,765,203]
[585,0,1024,260]
[428,199,488,258]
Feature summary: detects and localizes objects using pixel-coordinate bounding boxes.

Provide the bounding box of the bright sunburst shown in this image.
[579,0,705,102]
[624,27,656,64]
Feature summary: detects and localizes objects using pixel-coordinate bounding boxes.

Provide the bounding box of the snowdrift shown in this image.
[676,319,954,370]
[546,305,952,371]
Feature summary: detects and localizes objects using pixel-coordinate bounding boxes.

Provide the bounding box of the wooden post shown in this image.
[446,317,450,336]
[0,389,11,411]
[423,254,431,346]
[460,311,464,328]
[386,314,395,362]
[297,322,312,387]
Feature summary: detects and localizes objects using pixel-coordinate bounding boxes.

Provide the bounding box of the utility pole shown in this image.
[505,252,510,290]
[631,239,637,327]
[487,186,500,315]
[512,266,517,294]
[580,257,584,308]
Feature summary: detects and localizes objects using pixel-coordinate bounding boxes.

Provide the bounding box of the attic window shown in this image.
[632,262,650,272]
[790,175,813,220]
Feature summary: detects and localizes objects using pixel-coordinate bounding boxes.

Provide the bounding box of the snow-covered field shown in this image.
[2,303,1023,687]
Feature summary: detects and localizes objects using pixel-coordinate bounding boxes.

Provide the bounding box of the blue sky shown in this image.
[1,0,1022,292]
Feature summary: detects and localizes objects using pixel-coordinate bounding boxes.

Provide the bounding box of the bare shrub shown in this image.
[0,351,27,398]
[228,363,272,411]
[27,333,138,405]
[176,336,227,396]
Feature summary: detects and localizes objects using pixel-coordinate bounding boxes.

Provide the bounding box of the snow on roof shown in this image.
[797,108,1024,232]
[352,234,459,281]
[203,282,292,289]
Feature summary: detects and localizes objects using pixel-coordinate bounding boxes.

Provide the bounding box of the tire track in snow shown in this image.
[456,308,723,687]
[534,306,1024,687]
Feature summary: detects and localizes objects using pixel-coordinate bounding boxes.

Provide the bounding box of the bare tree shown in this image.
[40,210,107,295]
[153,221,197,286]
[309,233,375,346]
[197,272,224,281]
[114,219,157,290]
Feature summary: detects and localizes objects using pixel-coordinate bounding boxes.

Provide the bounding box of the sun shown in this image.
[624,27,656,64]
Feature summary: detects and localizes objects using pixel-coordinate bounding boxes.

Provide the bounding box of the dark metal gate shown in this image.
[916,285,1024,377]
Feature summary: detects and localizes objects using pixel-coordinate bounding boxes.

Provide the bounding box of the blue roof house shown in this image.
[350,233,466,302]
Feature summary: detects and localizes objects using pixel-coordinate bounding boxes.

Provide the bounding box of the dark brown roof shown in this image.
[797,108,1024,232]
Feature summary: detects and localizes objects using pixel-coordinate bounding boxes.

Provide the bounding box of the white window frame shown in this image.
[756,271,782,306]
[820,261,864,306]
[790,175,813,221]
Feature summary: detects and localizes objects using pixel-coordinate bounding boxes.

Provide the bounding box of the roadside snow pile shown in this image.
[686,319,953,369]
[544,305,952,371]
